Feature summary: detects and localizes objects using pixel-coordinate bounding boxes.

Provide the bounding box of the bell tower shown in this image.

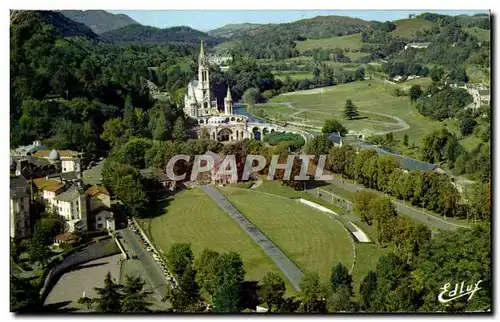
[198,40,211,113]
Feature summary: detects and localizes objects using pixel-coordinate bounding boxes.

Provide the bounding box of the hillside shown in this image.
[208,23,263,39]
[390,18,436,39]
[10,10,103,42]
[60,10,138,34]
[243,15,373,40]
[101,24,220,45]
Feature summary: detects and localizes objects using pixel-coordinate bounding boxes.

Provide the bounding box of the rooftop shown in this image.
[358,142,438,172]
[10,175,29,190]
[32,177,65,192]
[478,89,490,96]
[55,185,82,202]
[33,150,80,159]
[87,185,110,197]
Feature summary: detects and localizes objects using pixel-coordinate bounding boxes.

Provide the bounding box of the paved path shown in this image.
[315,177,469,231]
[44,254,122,312]
[200,185,304,291]
[116,228,168,299]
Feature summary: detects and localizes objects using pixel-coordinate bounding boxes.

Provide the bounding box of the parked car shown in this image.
[146,247,153,252]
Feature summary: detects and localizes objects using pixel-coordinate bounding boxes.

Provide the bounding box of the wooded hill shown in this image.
[60,10,139,34]
[101,24,221,46]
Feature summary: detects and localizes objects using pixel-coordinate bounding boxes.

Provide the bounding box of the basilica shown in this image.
[184,41,252,142]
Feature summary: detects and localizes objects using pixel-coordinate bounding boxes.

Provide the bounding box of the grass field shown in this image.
[219,186,354,282]
[463,27,490,42]
[273,71,314,81]
[141,188,293,292]
[294,33,362,52]
[466,64,490,85]
[258,79,453,143]
[391,18,436,39]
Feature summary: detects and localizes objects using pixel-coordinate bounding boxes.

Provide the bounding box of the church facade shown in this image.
[184,41,252,142]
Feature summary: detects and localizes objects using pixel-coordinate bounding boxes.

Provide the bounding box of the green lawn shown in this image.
[141,188,293,292]
[273,71,314,81]
[219,186,354,282]
[261,79,452,142]
[391,18,436,39]
[294,33,363,52]
[463,27,490,42]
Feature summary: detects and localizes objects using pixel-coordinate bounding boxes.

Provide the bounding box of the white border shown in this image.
[3,1,497,322]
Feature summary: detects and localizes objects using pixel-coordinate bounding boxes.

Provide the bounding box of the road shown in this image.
[311,177,469,231]
[329,177,470,230]
[116,228,168,299]
[201,185,304,291]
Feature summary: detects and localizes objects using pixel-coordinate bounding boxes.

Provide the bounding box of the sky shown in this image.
[108,10,489,31]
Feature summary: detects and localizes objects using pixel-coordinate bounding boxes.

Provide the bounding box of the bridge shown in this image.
[247,122,311,142]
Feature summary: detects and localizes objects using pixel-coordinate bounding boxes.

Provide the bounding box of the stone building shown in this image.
[184,41,253,142]
[10,175,31,240]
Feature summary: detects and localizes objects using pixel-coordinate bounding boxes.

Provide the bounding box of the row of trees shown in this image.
[304,137,490,220]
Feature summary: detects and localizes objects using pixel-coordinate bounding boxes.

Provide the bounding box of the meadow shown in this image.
[140,188,294,292]
[219,186,354,282]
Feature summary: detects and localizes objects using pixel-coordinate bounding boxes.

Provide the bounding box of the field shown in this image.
[219,186,354,281]
[463,27,490,42]
[273,71,313,81]
[294,33,362,52]
[142,188,292,290]
[257,78,455,144]
[391,18,436,39]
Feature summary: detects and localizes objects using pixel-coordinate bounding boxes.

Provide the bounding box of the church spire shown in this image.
[199,40,205,60]
[226,86,232,101]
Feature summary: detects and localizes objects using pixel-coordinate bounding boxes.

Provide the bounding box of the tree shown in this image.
[298,273,328,313]
[167,266,201,312]
[353,191,379,225]
[343,99,359,120]
[213,283,242,313]
[121,275,152,313]
[322,119,347,136]
[152,112,168,141]
[194,249,220,300]
[94,272,122,313]
[304,135,333,156]
[28,223,51,268]
[77,296,96,311]
[403,133,409,147]
[243,87,260,107]
[327,285,357,312]
[409,85,423,102]
[101,117,127,148]
[10,275,41,313]
[167,243,194,277]
[172,117,186,142]
[330,262,352,295]
[359,271,377,311]
[368,197,399,245]
[459,117,477,136]
[259,272,286,312]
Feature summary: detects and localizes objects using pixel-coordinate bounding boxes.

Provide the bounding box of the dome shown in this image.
[48,149,60,161]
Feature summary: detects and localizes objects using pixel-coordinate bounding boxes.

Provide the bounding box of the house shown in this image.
[11,156,58,179]
[32,176,87,233]
[87,185,111,211]
[10,175,31,240]
[357,142,439,172]
[33,149,82,174]
[86,185,114,231]
[140,167,179,192]
[478,89,490,105]
[324,132,344,147]
[11,140,47,156]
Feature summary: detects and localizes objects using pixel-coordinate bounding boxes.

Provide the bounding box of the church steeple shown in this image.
[224,86,233,115]
[198,40,206,65]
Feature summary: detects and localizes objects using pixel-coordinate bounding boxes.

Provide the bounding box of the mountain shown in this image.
[10,10,103,41]
[207,23,263,39]
[101,24,220,46]
[60,10,139,34]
